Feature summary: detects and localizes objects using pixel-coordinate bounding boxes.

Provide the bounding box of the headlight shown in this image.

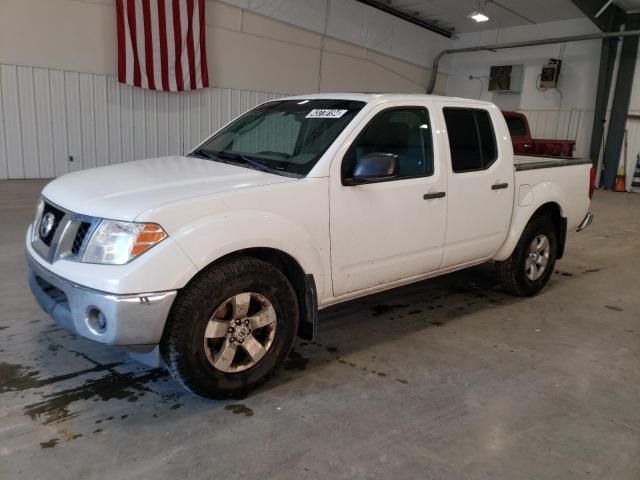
[82,221,167,265]
[31,200,44,241]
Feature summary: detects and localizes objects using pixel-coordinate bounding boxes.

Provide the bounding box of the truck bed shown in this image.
[514,155,592,171]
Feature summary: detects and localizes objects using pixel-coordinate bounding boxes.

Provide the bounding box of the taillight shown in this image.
[589,166,596,199]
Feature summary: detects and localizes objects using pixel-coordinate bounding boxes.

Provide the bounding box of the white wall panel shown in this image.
[0,73,7,179]
[17,66,39,178]
[64,71,82,173]
[0,63,285,179]
[79,73,97,170]
[33,68,55,178]
[106,76,122,165]
[93,75,109,168]
[1,65,24,178]
[49,69,69,177]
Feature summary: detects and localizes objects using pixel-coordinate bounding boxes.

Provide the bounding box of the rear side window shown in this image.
[443,108,498,173]
[505,116,527,137]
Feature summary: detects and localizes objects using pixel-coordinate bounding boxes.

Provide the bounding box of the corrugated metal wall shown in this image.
[0,62,595,180]
[517,109,594,159]
[0,63,284,179]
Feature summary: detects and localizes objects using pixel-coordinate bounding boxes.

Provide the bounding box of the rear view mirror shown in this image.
[347,153,398,185]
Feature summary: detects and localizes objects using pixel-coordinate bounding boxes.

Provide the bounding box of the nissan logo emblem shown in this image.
[40,212,56,239]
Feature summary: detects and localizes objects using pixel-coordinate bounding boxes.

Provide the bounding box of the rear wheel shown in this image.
[496,214,558,296]
[161,257,299,399]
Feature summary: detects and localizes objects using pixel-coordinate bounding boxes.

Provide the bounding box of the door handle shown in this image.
[423,192,446,200]
[491,182,509,190]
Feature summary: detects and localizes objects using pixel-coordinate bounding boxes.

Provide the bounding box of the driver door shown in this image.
[329,105,447,297]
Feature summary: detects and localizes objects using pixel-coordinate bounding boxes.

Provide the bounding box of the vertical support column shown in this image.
[602,18,640,189]
[589,37,618,168]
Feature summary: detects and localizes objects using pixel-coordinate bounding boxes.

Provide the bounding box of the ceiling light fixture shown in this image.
[468,11,489,22]
[468,1,489,22]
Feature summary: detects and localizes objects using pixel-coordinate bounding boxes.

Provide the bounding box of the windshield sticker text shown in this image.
[306,109,348,119]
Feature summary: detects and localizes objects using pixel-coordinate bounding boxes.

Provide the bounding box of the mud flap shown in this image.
[297,274,318,341]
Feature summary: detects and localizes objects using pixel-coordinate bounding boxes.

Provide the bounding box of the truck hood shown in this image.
[42,156,296,221]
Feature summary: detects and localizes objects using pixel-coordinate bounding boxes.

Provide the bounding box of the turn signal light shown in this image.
[131,224,168,257]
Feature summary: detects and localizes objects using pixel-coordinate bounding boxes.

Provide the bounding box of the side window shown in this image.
[342,108,433,181]
[505,116,527,137]
[443,108,498,173]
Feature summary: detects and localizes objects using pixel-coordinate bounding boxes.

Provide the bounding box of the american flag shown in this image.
[116,0,209,91]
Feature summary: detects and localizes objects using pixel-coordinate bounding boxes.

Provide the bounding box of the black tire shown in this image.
[496,214,558,297]
[161,256,299,399]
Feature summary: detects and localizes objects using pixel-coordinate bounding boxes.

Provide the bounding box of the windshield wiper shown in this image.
[190,148,294,177]
[216,151,284,175]
[189,148,218,161]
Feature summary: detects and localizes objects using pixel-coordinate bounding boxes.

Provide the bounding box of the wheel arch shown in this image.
[182,247,318,341]
[494,200,567,261]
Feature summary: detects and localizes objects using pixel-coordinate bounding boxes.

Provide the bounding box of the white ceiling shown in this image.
[387,0,587,34]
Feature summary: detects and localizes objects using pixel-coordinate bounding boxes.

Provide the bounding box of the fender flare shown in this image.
[171,210,329,301]
[494,182,566,262]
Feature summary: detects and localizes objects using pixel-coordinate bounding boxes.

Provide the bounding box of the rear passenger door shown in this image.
[441,106,514,267]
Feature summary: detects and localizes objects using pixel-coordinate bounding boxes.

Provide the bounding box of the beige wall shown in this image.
[0,0,447,94]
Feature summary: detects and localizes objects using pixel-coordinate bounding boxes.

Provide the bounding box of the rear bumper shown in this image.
[27,251,177,348]
[576,212,594,232]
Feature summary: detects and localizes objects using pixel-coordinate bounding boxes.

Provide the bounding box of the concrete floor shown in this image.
[1,180,639,480]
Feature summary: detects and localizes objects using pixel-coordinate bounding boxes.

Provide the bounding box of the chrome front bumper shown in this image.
[576,211,594,232]
[27,252,177,348]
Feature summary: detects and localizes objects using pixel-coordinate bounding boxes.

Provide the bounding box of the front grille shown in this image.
[72,222,92,255]
[39,203,66,246]
[32,199,96,263]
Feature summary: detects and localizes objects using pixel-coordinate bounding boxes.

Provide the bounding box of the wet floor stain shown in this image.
[39,439,59,449]
[0,325,8,331]
[604,305,624,312]
[23,368,169,425]
[555,270,574,277]
[224,403,254,417]
[0,361,123,394]
[371,304,409,317]
[284,349,309,371]
[334,356,400,382]
[0,363,43,393]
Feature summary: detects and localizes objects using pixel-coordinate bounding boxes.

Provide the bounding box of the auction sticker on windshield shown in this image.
[306,109,348,119]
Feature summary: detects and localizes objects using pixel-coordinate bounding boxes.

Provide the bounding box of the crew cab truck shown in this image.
[503,111,576,158]
[26,94,594,399]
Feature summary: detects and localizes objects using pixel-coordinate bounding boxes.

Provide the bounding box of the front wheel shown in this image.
[161,257,299,399]
[496,214,558,296]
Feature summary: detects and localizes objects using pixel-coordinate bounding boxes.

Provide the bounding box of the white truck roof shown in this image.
[278,92,496,108]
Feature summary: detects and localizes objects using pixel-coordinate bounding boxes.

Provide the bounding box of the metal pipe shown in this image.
[595,0,614,19]
[426,29,640,93]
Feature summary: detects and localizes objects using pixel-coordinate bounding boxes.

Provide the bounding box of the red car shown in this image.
[503,111,576,158]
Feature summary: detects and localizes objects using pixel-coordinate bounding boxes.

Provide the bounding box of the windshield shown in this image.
[190,99,365,176]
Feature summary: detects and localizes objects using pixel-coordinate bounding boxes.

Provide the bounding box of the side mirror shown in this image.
[347,153,398,185]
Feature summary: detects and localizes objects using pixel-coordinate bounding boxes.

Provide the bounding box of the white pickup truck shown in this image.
[26,93,593,398]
